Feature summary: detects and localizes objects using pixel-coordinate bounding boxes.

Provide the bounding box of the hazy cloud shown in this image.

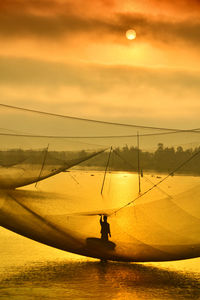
[138,0,200,14]
[0,0,115,16]
[0,1,199,128]
[0,56,200,94]
[0,13,118,39]
[117,13,200,46]
[2,0,200,15]
[1,55,200,127]
[0,6,200,47]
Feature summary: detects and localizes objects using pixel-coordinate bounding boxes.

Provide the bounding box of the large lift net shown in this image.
[0,104,200,262]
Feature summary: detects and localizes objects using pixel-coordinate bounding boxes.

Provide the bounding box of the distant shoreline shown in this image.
[71,166,200,177]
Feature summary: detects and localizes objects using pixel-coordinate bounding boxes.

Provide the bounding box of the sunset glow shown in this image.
[0,0,199,128]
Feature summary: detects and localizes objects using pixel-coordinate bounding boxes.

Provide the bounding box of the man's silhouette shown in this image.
[100,215,111,241]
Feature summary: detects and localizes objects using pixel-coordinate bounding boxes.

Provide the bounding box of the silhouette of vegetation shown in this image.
[82,143,200,175]
[0,143,200,175]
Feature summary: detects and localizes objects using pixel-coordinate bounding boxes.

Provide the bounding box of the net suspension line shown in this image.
[137,132,141,194]
[112,149,173,200]
[35,144,49,188]
[110,147,200,216]
[101,146,113,196]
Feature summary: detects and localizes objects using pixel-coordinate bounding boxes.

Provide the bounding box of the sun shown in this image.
[126,29,136,40]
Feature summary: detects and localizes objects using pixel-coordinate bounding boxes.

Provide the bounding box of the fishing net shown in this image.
[0,104,200,262]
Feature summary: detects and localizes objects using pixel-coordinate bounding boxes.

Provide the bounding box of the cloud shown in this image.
[0,3,200,49]
[0,56,200,129]
[0,56,200,123]
[0,56,200,93]
[117,13,200,46]
[2,0,200,16]
[0,0,115,16]
[0,1,199,129]
[1,81,200,130]
[140,0,200,14]
[0,13,119,40]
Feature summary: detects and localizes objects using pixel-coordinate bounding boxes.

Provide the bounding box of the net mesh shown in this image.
[0,104,200,262]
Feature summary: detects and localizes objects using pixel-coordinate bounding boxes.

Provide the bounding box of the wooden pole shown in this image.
[137,132,141,194]
[101,146,112,196]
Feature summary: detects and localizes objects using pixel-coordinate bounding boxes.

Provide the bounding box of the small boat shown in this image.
[86,237,116,251]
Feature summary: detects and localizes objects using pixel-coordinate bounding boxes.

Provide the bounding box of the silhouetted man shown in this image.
[100,215,111,241]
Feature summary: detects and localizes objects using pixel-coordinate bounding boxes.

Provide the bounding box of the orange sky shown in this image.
[0,0,200,128]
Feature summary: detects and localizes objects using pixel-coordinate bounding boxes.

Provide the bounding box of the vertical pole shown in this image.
[101,146,112,196]
[137,132,141,194]
[35,144,49,188]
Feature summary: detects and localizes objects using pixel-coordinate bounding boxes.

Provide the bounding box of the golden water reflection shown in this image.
[1,170,200,262]
[23,169,200,210]
[0,170,200,299]
[1,260,200,300]
[0,223,200,300]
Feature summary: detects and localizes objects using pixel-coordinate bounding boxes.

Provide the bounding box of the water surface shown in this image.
[0,171,200,299]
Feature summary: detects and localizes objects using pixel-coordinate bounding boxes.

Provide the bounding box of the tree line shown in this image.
[0,144,200,174]
[82,143,200,175]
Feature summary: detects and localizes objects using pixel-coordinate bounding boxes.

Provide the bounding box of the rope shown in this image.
[110,148,200,216]
[35,144,49,187]
[101,146,112,195]
[0,103,181,131]
[112,149,173,199]
[0,130,186,139]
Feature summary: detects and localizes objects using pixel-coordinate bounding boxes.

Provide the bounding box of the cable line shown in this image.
[112,149,173,200]
[110,148,200,216]
[0,103,182,131]
[137,132,141,194]
[35,144,49,188]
